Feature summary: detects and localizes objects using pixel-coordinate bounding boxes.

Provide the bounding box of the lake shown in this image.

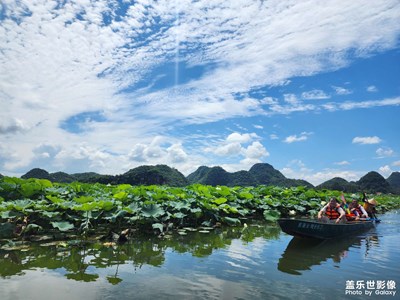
[1,211,399,300]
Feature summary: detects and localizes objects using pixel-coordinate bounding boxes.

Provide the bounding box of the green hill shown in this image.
[21,168,53,180]
[50,172,76,183]
[316,177,358,192]
[248,163,286,185]
[186,166,212,184]
[117,165,188,186]
[357,171,392,194]
[187,163,313,188]
[230,170,258,186]
[187,166,231,185]
[386,172,400,193]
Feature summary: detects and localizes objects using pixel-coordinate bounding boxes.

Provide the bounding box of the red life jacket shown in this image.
[325,204,341,220]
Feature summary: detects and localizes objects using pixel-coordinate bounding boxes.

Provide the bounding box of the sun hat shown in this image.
[368,198,377,206]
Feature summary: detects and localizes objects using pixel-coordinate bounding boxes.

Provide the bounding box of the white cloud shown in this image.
[281,160,363,185]
[367,85,378,92]
[167,144,188,163]
[376,147,394,158]
[270,134,279,140]
[338,97,400,110]
[335,160,350,166]
[205,133,269,171]
[379,165,392,177]
[253,124,263,129]
[392,161,400,167]
[284,132,313,143]
[0,118,30,135]
[352,136,382,144]
[213,142,243,156]
[332,85,353,95]
[226,132,258,144]
[301,89,330,100]
[244,141,270,159]
[283,94,299,105]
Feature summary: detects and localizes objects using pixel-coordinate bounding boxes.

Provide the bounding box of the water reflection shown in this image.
[0,224,280,284]
[278,234,380,275]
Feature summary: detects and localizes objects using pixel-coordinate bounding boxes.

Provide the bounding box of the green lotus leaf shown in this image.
[113,191,128,201]
[172,212,187,219]
[213,197,227,205]
[12,199,33,211]
[51,221,75,231]
[98,200,114,211]
[222,216,241,225]
[72,202,98,211]
[40,211,61,218]
[124,202,139,214]
[20,181,42,198]
[141,204,165,218]
[107,276,123,285]
[239,192,254,199]
[73,196,94,203]
[263,209,281,222]
[152,223,164,232]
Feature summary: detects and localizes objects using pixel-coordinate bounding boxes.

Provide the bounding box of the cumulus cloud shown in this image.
[301,89,330,100]
[379,165,392,177]
[284,132,313,143]
[376,147,394,158]
[352,136,382,144]
[0,118,30,135]
[281,160,363,185]
[226,132,258,143]
[270,134,279,140]
[392,161,400,167]
[332,86,353,95]
[335,160,350,166]
[205,132,269,170]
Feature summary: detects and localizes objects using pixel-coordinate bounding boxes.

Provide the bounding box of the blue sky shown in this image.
[0,0,399,185]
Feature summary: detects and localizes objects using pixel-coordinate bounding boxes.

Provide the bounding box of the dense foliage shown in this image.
[1,177,399,240]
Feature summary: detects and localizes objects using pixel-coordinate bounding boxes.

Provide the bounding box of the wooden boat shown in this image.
[278,218,375,239]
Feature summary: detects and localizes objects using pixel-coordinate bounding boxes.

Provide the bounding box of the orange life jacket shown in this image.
[325,204,341,220]
[346,213,357,221]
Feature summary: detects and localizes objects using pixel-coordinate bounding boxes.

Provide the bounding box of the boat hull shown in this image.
[278,218,375,239]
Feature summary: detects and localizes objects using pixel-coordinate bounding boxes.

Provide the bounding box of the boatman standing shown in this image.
[318,197,346,224]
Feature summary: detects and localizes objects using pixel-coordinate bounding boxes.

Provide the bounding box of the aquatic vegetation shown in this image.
[0,177,399,239]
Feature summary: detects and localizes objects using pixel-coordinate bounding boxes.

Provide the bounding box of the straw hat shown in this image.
[367,198,377,206]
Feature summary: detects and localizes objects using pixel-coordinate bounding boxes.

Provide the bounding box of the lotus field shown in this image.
[1,177,399,239]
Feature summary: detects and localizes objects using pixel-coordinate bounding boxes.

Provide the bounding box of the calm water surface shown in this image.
[1,211,399,300]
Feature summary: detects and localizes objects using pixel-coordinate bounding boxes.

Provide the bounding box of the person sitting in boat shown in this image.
[318,197,346,224]
[349,199,368,219]
[363,198,378,219]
